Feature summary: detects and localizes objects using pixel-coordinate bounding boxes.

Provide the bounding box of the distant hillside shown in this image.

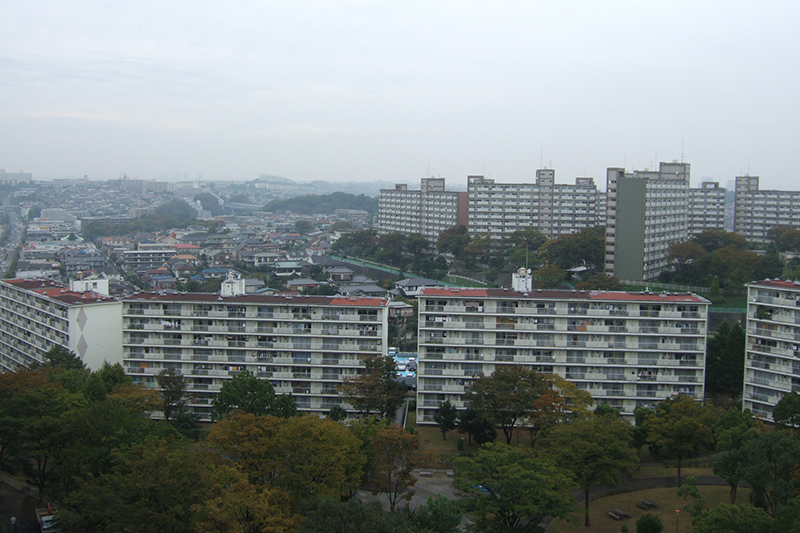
[263,192,378,215]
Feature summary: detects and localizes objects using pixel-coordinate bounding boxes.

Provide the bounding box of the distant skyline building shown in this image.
[376,177,467,242]
[688,181,726,236]
[605,162,698,281]
[0,169,32,185]
[467,170,601,241]
[734,176,800,244]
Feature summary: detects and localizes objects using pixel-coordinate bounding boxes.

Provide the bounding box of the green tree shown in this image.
[574,273,623,291]
[436,225,470,260]
[545,413,639,527]
[40,345,87,371]
[689,503,771,533]
[539,226,604,270]
[60,437,214,533]
[328,404,348,422]
[457,405,497,445]
[705,321,746,398]
[465,366,552,445]
[295,220,315,234]
[297,496,414,533]
[635,513,664,533]
[692,230,748,253]
[432,400,458,440]
[16,382,87,498]
[773,392,800,431]
[156,368,187,422]
[713,408,759,504]
[453,442,576,532]
[741,431,800,517]
[646,395,716,486]
[212,370,293,420]
[338,355,407,419]
[404,233,430,256]
[412,495,462,533]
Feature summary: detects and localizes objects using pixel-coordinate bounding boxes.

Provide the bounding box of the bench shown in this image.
[613,509,631,519]
[641,499,658,508]
[419,471,433,477]
[608,512,622,520]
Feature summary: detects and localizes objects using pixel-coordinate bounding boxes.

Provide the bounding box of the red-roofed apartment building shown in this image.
[0,279,123,372]
[122,284,390,421]
[416,268,710,423]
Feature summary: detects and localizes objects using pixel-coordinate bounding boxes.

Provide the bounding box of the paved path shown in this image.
[0,483,39,533]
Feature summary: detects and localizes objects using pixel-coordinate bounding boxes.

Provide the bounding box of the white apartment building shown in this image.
[605,162,692,281]
[121,247,178,270]
[689,181,726,236]
[734,176,800,244]
[0,279,123,372]
[416,272,708,423]
[467,170,599,241]
[376,178,467,242]
[742,279,800,420]
[122,290,389,420]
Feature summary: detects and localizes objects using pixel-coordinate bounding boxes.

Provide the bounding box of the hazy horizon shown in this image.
[2,1,798,188]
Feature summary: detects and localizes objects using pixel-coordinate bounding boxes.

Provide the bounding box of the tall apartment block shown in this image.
[605,162,692,281]
[467,170,599,241]
[689,181,726,236]
[122,286,389,420]
[742,279,800,420]
[416,271,708,423]
[734,176,800,244]
[0,279,123,372]
[376,178,468,242]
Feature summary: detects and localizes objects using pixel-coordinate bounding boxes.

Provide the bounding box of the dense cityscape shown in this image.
[0,161,800,532]
[3,2,800,532]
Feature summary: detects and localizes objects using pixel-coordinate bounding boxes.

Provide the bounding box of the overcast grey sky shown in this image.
[1,1,798,188]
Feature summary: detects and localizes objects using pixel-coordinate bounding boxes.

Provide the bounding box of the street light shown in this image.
[675,509,680,533]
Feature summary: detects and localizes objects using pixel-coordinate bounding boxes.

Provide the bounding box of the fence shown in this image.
[0,472,39,499]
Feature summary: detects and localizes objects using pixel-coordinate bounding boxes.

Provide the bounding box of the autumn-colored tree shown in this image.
[271,416,364,502]
[453,442,576,532]
[527,375,593,445]
[371,424,427,511]
[196,479,304,533]
[338,355,406,419]
[545,413,639,527]
[207,412,286,485]
[466,365,552,445]
[646,395,716,486]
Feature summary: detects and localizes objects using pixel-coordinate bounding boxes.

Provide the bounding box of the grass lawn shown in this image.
[547,485,751,533]
[711,294,747,310]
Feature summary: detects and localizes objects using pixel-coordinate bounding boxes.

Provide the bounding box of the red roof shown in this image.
[749,279,800,290]
[419,286,707,303]
[124,292,389,307]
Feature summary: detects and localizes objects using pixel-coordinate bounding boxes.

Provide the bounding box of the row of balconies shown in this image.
[422,322,700,335]
[125,308,381,322]
[421,337,698,350]
[420,305,703,319]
